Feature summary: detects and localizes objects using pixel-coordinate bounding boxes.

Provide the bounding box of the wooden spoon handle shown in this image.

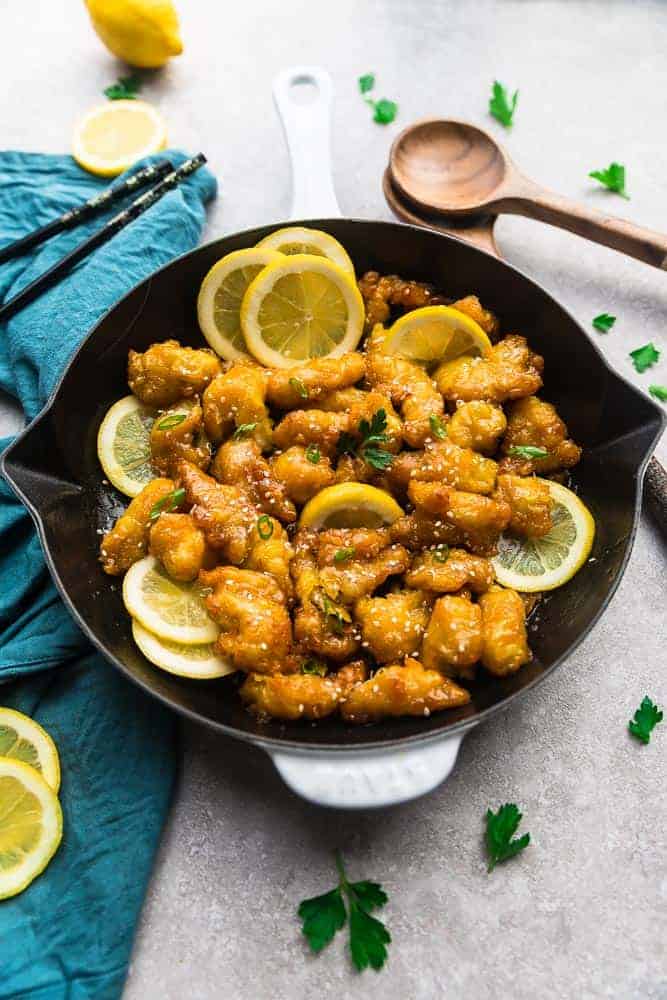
[498,180,667,269]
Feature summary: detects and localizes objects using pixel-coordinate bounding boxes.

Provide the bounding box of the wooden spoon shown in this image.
[389,119,667,269]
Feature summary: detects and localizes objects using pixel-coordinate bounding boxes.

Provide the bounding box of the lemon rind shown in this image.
[132,619,235,680]
[0,757,63,901]
[0,708,61,792]
[122,556,219,645]
[299,483,404,530]
[255,227,355,276]
[97,395,156,498]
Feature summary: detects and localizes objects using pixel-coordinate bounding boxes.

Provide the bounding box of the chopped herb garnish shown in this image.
[432,544,449,563]
[338,409,394,471]
[104,74,141,101]
[302,659,328,677]
[489,81,518,127]
[233,422,258,439]
[298,850,390,972]
[156,413,187,431]
[507,445,548,460]
[630,342,660,373]
[429,414,447,439]
[306,444,321,464]
[485,803,531,872]
[592,313,616,333]
[337,431,357,457]
[589,162,629,199]
[257,514,274,540]
[149,487,185,521]
[289,377,309,399]
[628,696,663,745]
[313,591,351,634]
[358,73,398,125]
[334,547,356,563]
[649,385,667,402]
[358,73,375,95]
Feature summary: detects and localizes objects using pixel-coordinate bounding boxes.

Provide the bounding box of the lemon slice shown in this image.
[123,556,219,644]
[0,757,63,900]
[383,305,493,368]
[132,620,234,680]
[492,480,595,592]
[197,248,283,361]
[0,709,60,792]
[255,228,355,275]
[97,395,156,497]
[299,483,403,530]
[72,101,167,177]
[240,254,365,369]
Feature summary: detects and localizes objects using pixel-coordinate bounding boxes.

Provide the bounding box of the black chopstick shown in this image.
[0,154,207,324]
[0,159,174,266]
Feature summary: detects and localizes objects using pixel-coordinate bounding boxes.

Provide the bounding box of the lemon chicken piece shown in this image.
[271,445,336,505]
[202,362,272,448]
[406,548,495,594]
[200,567,295,675]
[211,438,296,523]
[446,401,507,454]
[150,398,211,477]
[272,408,350,456]
[128,340,221,407]
[435,335,543,404]
[392,482,512,556]
[240,661,367,721]
[178,461,258,565]
[340,658,471,723]
[478,585,531,675]
[499,396,582,475]
[266,353,365,409]
[149,512,213,582]
[494,473,554,538]
[358,271,447,332]
[244,516,293,601]
[100,478,175,575]
[321,389,403,454]
[421,594,483,679]
[317,528,410,604]
[451,295,499,339]
[386,437,498,496]
[355,589,432,664]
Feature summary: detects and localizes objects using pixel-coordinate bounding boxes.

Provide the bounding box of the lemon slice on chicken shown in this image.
[255,227,355,275]
[383,305,492,368]
[123,556,219,644]
[0,708,61,792]
[0,758,63,900]
[299,483,403,530]
[97,395,156,497]
[240,254,365,369]
[132,620,234,679]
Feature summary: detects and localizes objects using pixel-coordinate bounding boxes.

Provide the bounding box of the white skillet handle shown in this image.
[273,66,342,220]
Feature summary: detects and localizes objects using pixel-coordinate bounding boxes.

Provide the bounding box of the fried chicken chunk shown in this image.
[421,595,483,679]
[451,295,499,339]
[499,396,582,475]
[358,271,447,332]
[355,590,432,664]
[150,398,211,477]
[446,401,507,454]
[200,567,294,675]
[178,461,258,564]
[435,335,543,404]
[271,446,336,505]
[100,478,175,575]
[244,516,293,600]
[211,438,296,523]
[340,658,470,723]
[149,512,213,582]
[317,528,410,604]
[240,661,367,721]
[406,548,495,594]
[128,340,221,407]
[387,437,498,496]
[202,363,272,448]
[266,353,365,409]
[291,530,360,662]
[392,482,511,556]
[478,586,531,675]
[494,473,554,538]
[272,409,349,456]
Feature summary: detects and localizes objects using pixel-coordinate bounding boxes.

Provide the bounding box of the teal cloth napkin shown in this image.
[0,151,217,998]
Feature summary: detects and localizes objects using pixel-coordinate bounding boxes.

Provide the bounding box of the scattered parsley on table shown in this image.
[358,73,398,125]
[589,162,629,199]
[649,385,667,402]
[628,697,663,745]
[489,81,518,127]
[629,342,660,373]
[592,313,616,333]
[104,74,141,100]
[485,803,531,872]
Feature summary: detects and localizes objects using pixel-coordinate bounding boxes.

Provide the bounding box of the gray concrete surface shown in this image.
[1,1,666,997]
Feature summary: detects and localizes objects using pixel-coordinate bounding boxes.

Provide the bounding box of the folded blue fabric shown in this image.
[0,151,217,998]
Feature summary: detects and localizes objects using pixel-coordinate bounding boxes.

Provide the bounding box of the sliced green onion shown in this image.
[301,659,328,676]
[433,545,449,563]
[507,445,548,459]
[156,413,187,431]
[257,514,274,540]
[289,377,309,399]
[149,487,185,521]
[334,547,355,563]
[429,414,447,439]
[305,444,321,464]
[233,422,258,439]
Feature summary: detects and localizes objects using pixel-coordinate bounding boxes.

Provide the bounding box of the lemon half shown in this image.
[123,556,219,644]
[255,227,355,275]
[0,758,63,900]
[97,395,156,498]
[299,483,403,530]
[72,101,167,177]
[383,305,493,368]
[132,620,234,679]
[0,709,60,793]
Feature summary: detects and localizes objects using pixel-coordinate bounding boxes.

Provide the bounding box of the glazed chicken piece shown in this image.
[392,481,512,556]
[271,445,336,505]
[421,594,483,679]
[386,437,498,496]
[451,295,499,339]
[478,586,531,675]
[446,401,507,454]
[128,340,221,407]
[244,516,293,600]
[149,512,213,582]
[291,530,360,662]
[358,271,447,332]
[435,335,543,404]
[340,658,471,723]
[178,461,258,564]
[499,396,582,475]
[266,353,365,409]
[317,528,410,604]
[406,548,495,594]
[240,661,367,721]
[319,389,403,454]
[272,408,350,456]
[211,438,296,523]
[200,567,295,675]
[494,473,554,538]
[202,362,272,448]
[150,398,211,477]
[100,478,175,575]
[355,589,432,664]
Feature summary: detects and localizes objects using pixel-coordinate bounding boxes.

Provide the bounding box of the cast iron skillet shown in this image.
[2,69,665,808]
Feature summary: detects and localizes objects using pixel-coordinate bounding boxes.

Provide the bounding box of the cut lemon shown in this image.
[123,556,219,644]
[0,757,63,900]
[255,227,355,276]
[0,709,60,793]
[72,101,167,177]
[197,248,283,361]
[383,305,493,368]
[97,395,156,498]
[132,620,234,680]
[299,483,403,530]
[492,480,595,592]
[240,254,365,369]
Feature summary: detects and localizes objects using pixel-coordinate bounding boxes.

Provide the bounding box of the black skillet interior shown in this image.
[3,219,664,751]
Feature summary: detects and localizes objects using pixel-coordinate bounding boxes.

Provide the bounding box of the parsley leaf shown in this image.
[289,377,309,399]
[630,342,660,373]
[358,73,398,125]
[628,696,663,745]
[589,162,629,199]
[305,444,321,464]
[649,385,667,402]
[104,74,141,100]
[592,313,616,333]
[358,73,375,95]
[485,803,530,872]
[339,408,394,470]
[429,414,447,439]
[232,422,258,439]
[363,446,394,471]
[507,445,548,459]
[489,81,518,127]
[301,658,328,676]
[334,547,356,563]
[298,851,391,972]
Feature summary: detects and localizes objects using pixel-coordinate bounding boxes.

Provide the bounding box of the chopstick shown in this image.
[0,154,207,324]
[0,159,174,265]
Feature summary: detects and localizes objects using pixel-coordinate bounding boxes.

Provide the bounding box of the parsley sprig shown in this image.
[339,409,394,471]
[649,385,667,402]
[628,696,663,745]
[298,850,391,972]
[589,162,629,199]
[630,342,660,373]
[489,81,518,127]
[104,74,141,101]
[358,73,398,125]
[592,313,616,333]
[485,803,530,872]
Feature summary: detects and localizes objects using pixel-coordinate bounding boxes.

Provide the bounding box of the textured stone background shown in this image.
[1,1,666,997]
